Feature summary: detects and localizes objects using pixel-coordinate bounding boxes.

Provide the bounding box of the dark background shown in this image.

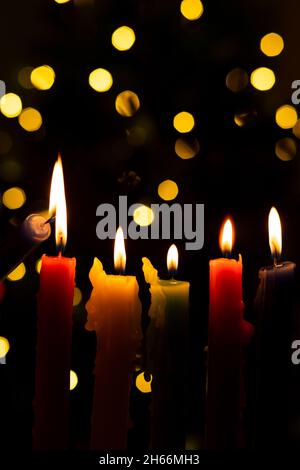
[0,0,300,450]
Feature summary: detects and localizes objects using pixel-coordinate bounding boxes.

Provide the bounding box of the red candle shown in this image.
[33,156,76,449]
[206,218,253,449]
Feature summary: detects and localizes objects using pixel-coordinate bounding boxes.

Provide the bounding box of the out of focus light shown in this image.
[112,26,135,51]
[133,205,154,226]
[19,108,42,132]
[260,33,284,57]
[234,110,257,127]
[293,119,300,139]
[2,187,26,209]
[135,372,152,393]
[0,337,10,359]
[54,0,72,4]
[173,112,195,133]
[275,137,297,161]
[73,287,82,306]
[7,263,26,281]
[36,258,42,274]
[89,68,113,92]
[0,93,22,118]
[180,0,204,21]
[18,66,34,89]
[115,90,140,117]
[0,160,22,182]
[0,131,12,154]
[275,105,298,129]
[250,67,275,91]
[31,66,55,90]
[70,370,78,391]
[127,126,147,146]
[175,137,199,159]
[226,68,249,92]
[158,180,179,201]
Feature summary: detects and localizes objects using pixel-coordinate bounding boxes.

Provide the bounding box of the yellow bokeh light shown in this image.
[89,68,113,92]
[133,205,154,227]
[2,187,26,209]
[36,258,42,274]
[293,119,300,139]
[70,370,78,391]
[31,65,55,90]
[18,108,42,132]
[115,90,140,117]
[275,137,297,161]
[275,105,298,129]
[175,137,199,159]
[55,0,71,3]
[173,112,195,133]
[112,26,136,51]
[158,180,179,201]
[226,68,249,92]
[0,93,22,118]
[260,33,284,57]
[250,67,275,91]
[180,0,204,21]
[18,66,34,89]
[7,263,26,281]
[136,372,152,393]
[0,337,10,359]
[73,287,82,306]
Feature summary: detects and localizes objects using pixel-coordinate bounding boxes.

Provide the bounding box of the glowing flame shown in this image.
[49,155,67,250]
[114,227,126,273]
[220,218,234,255]
[167,244,178,276]
[268,207,282,259]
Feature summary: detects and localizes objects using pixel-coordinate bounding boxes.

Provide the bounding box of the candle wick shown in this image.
[44,215,56,225]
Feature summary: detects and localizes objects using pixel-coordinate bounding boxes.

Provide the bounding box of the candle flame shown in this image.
[268,207,282,259]
[167,244,178,277]
[49,155,67,250]
[114,227,126,273]
[220,218,234,255]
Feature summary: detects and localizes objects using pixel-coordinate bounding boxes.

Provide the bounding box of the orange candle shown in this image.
[33,157,76,449]
[206,218,253,449]
[86,227,141,449]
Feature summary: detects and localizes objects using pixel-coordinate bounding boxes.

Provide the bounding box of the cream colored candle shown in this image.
[86,228,141,449]
[142,245,190,449]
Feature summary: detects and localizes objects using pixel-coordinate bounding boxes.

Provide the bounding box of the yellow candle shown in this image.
[142,245,190,449]
[86,228,141,450]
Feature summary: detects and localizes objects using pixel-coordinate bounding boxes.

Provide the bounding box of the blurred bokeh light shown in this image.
[19,108,43,132]
[115,90,140,117]
[70,370,78,391]
[73,287,83,306]
[260,32,284,57]
[275,137,297,161]
[275,105,298,129]
[7,263,26,281]
[133,205,154,226]
[112,26,135,51]
[226,68,249,92]
[31,65,55,90]
[0,93,22,118]
[158,180,179,201]
[180,0,204,21]
[250,67,275,91]
[173,112,195,133]
[175,137,199,159]
[89,68,113,92]
[2,187,26,209]
[0,337,10,359]
[136,372,152,393]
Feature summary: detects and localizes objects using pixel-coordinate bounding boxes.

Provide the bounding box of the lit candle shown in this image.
[254,207,296,447]
[142,245,190,449]
[86,227,142,449]
[33,156,76,449]
[206,218,253,449]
